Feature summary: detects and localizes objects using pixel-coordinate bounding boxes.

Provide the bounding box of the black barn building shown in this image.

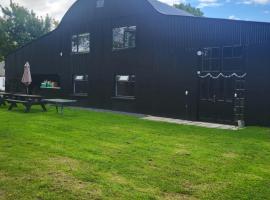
[5,0,270,126]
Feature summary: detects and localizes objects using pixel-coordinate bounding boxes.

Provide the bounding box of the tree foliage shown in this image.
[174,3,204,17]
[0,1,58,61]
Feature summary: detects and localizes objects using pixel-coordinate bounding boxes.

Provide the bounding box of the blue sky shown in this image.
[1,0,270,23]
[162,0,270,22]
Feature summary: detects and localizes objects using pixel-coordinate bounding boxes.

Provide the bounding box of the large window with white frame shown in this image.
[112,26,136,51]
[115,75,135,98]
[71,33,90,54]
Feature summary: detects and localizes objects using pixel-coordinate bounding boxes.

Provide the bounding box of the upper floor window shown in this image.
[112,26,136,51]
[222,45,244,72]
[96,0,105,8]
[223,46,243,58]
[201,45,244,72]
[202,47,221,72]
[72,33,90,54]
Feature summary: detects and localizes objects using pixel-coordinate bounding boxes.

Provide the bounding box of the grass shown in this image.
[0,106,269,200]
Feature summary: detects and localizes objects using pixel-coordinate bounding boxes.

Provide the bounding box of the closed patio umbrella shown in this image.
[21,62,32,94]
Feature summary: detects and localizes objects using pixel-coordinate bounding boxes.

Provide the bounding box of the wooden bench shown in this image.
[6,98,47,113]
[0,92,11,106]
[0,96,6,106]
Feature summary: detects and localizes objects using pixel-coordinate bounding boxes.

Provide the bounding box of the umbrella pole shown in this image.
[26,86,29,94]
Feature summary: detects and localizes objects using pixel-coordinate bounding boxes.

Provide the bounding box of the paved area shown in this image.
[69,106,146,118]
[70,106,239,130]
[143,116,239,130]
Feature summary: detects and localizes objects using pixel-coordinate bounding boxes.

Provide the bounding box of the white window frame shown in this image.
[73,74,88,95]
[112,26,136,51]
[0,77,5,91]
[71,33,90,54]
[115,75,135,98]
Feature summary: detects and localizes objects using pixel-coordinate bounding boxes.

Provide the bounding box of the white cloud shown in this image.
[159,0,186,5]
[1,0,76,20]
[197,0,223,8]
[228,15,241,20]
[0,0,188,20]
[238,0,270,5]
[1,0,269,22]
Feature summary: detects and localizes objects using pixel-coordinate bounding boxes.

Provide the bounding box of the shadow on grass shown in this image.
[0,104,48,114]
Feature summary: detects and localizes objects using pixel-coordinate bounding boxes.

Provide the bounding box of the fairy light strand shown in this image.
[198,73,247,79]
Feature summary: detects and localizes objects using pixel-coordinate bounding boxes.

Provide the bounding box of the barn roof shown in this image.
[147,0,194,16]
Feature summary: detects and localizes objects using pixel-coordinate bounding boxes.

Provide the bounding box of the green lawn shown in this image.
[0,106,270,200]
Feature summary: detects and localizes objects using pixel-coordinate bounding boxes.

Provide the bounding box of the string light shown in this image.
[198,73,247,79]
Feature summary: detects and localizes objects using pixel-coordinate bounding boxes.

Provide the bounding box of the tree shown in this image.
[0,1,58,61]
[174,3,204,17]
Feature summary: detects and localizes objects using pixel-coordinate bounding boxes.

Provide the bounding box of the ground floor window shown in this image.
[0,77,5,91]
[115,75,135,98]
[73,75,88,95]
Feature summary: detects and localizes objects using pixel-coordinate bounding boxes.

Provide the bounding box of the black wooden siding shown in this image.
[5,0,270,126]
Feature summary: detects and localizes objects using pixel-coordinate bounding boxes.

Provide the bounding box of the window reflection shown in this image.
[113,26,136,51]
[71,33,90,54]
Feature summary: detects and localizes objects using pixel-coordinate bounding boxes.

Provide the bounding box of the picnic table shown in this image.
[0,92,12,106]
[6,94,47,113]
[44,99,77,114]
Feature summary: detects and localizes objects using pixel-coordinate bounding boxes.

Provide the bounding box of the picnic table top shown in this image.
[0,92,11,95]
[44,99,77,104]
[13,94,43,98]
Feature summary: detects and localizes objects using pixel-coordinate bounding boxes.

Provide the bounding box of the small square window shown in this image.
[73,74,88,95]
[115,75,135,97]
[96,0,104,8]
